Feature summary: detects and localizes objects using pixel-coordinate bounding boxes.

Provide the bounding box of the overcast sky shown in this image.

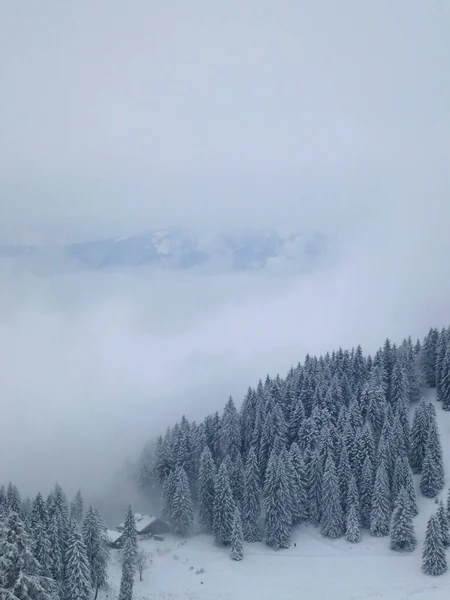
[1,1,449,242]
[0,2,450,501]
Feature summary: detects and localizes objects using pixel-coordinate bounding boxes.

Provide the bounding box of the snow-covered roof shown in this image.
[106,529,123,543]
[116,513,157,533]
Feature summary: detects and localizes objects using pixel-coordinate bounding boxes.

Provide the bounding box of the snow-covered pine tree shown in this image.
[242,446,261,542]
[409,401,428,474]
[198,446,216,533]
[345,474,361,543]
[436,501,450,549]
[32,518,52,577]
[320,454,344,539]
[48,511,64,583]
[48,483,69,564]
[31,493,48,529]
[370,458,391,537]
[121,506,138,570]
[65,523,91,600]
[171,466,194,536]
[289,443,308,524]
[360,455,374,529]
[420,409,445,498]
[436,330,449,402]
[118,561,134,600]
[441,347,450,411]
[422,513,447,576]
[6,483,22,516]
[263,448,292,550]
[308,448,323,526]
[82,506,110,597]
[230,507,244,561]
[421,328,439,388]
[213,462,236,545]
[220,397,242,459]
[160,470,176,523]
[228,451,244,510]
[389,487,416,552]
[0,511,56,600]
[70,490,84,524]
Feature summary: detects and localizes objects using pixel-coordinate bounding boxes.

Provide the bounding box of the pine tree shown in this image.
[360,455,374,529]
[32,518,52,577]
[308,448,323,526]
[420,411,445,498]
[6,483,22,516]
[370,459,391,537]
[121,506,138,569]
[441,348,450,411]
[198,447,216,533]
[409,401,428,474]
[65,523,91,600]
[213,462,236,545]
[118,561,134,600]
[220,396,242,459]
[230,507,244,561]
[242,447,261,542]
[160,470,176,522]
[31,493,48,529]
[263,449,292,550]
[422,513,447,576]
[289,443,308,524]
[48,511,64,582]
[70,490,84,524]
[82,506,110,596]
[338,442,351,515]
[421,328,439,387]
[345,474,361,543]
[0,511,56,600]
[389,488,416,552]
[171,466,194,536]
[437,501,450,549]
[228,452,244,510]
[320,454,344,539]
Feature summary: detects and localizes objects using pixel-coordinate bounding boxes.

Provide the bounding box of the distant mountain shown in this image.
[0,228,330,273]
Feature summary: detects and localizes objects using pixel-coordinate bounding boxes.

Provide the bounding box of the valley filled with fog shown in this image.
[1,198,449,505]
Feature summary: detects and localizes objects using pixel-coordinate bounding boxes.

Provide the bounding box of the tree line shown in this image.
[137,326,450,572]
[0,484,110,600]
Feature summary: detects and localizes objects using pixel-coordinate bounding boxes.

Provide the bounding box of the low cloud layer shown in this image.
[0,195,449,499]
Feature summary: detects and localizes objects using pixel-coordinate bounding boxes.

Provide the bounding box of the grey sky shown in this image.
[1,2,450,500]
[1,1,449,242]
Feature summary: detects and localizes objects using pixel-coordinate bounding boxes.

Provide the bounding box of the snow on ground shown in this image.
[101,390,450,600]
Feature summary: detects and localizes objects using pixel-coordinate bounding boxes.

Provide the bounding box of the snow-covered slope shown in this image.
[0,228,330,274]
[102,390,450,600]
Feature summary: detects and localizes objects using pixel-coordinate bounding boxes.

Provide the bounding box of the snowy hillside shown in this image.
[103,393,450,600]
[0,228,330,273]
